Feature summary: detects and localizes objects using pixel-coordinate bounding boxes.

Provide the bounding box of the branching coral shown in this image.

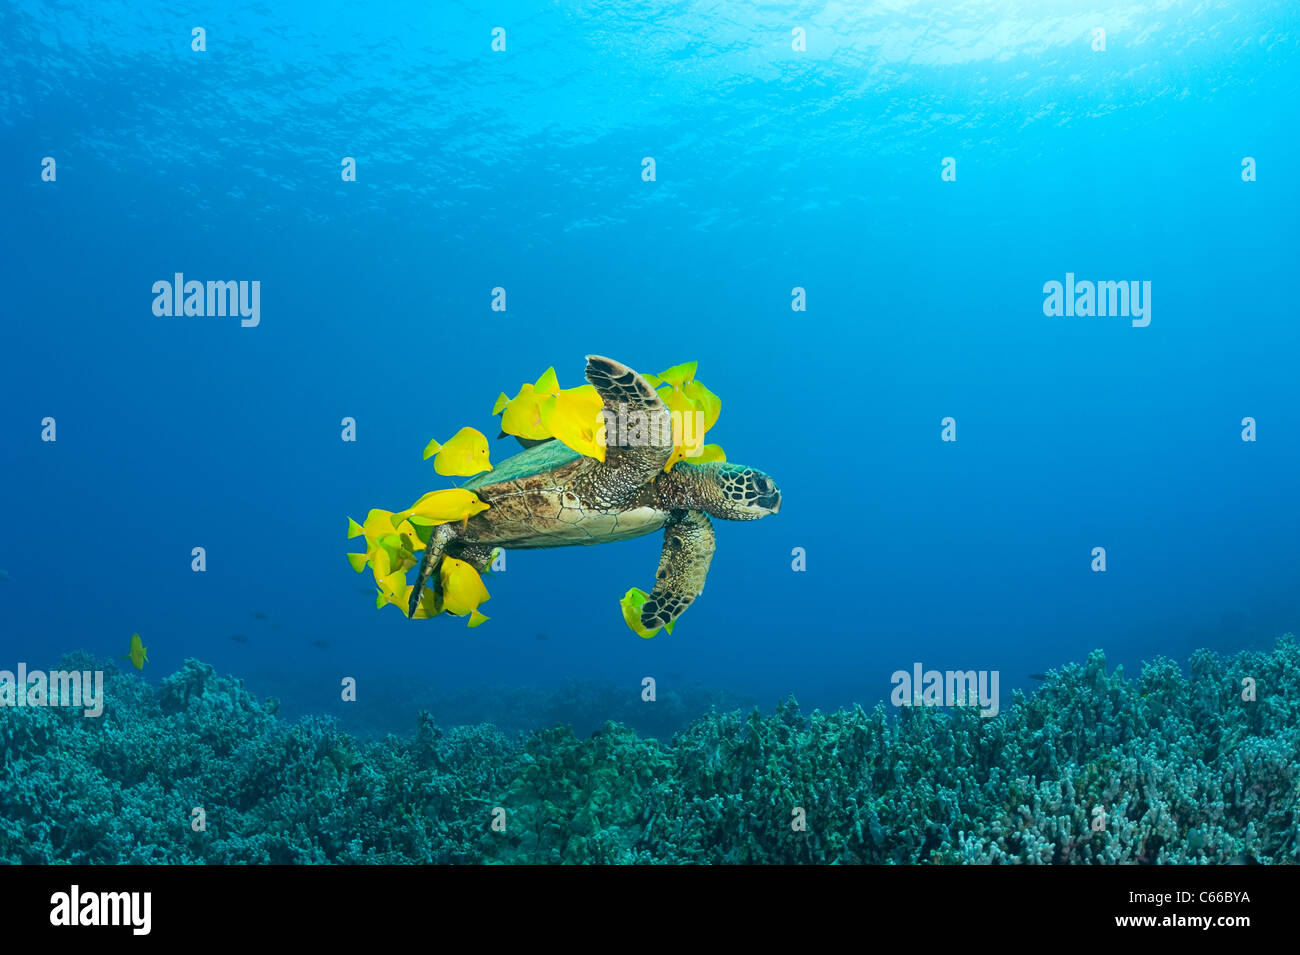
[2,638,1296,864]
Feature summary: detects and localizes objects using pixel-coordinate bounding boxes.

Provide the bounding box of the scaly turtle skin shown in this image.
[409,355,781,632]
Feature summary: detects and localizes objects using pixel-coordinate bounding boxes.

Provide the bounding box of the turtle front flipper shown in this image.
[640,510,715,631]
[585,355,673,480]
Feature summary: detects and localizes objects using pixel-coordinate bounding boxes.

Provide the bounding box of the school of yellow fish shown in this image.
[347,361,724,635]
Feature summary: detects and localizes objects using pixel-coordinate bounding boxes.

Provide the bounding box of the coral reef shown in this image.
[271,672,758,741]
[1,640,1297,864]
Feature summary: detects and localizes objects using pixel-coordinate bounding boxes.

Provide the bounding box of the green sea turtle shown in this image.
[408,355,781,631]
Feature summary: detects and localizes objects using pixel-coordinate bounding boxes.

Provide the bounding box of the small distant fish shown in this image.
[229,634,249,645]
[1029,674,1048,681]
[0,569,10,581]
[251,611,270,621]
[1227,853,1260,865]
[535,633,548,641]
[121,633,149,670]
[309,639,330,649]
[271,622,282,630]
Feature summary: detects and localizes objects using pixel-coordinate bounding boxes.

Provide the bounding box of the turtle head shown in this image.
[663,462,781,521]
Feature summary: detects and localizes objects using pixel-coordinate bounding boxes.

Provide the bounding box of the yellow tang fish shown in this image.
[375,565,412,614]
[495,367,561,441]
[346,509,422,576]
[681,379,721,430]
[349,537,417,583]
[657,387,705,473]
[367,542,418,589]
[439,556,490,622]
[424,426,492,477]
[122,633,149,669]
[619,587,675,639]
[398,488,490,527]
[411,586,443,620]
[540,383,606,461]
[347,508,398,547]
[646,361,697,390]
[649,362,722,472]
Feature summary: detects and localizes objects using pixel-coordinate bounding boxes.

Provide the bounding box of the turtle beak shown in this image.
[756,486,781,514]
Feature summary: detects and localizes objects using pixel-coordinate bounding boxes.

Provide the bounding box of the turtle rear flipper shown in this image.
[585,354,672,479]
[640,510,715,631]
[499,431,554,451]
[408,523,457,617]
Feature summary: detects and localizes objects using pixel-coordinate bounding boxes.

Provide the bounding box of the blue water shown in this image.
[3,0,1298,731]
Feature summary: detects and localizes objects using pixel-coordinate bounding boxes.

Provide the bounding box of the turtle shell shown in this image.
[459,440,668,548]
